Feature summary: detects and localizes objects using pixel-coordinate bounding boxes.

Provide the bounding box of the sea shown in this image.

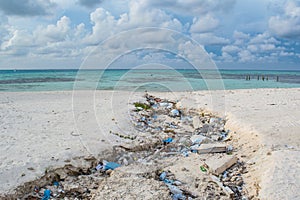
[0,69,299,92]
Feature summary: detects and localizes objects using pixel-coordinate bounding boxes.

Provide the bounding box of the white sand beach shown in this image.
[0,88,299,199]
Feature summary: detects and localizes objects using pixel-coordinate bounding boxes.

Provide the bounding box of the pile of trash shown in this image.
[4,94,251,200]
[128,93,249,199]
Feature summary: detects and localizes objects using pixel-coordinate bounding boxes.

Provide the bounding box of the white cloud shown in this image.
[192,33,229,45]
[238,49,255,62]
[83,1,183,45]
[190,14,219,33]
[1,30,34,49]
[249,32,280,44]
[269,0,300,39]
[221,51,234,62]
[219,31,290,63]
[279,51,295,56]
[222,45,241,54]
[233,31,250,46]
[33,16,71,44]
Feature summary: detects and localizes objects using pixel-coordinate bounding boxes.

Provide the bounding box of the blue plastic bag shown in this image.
[163,137,173,144]
[42,189,51,200]
[104,162,121,170]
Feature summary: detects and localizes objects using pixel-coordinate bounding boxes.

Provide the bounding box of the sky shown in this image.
[0,0,300,70]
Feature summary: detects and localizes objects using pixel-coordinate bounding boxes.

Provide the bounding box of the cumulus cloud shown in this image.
[34,16,71,43]
[0,0,55,16]
[0,27,39,57]
[222,45,241,54]
[238,49,255,62]
[219,30,295,64]
[269,0,300,39]
[191,33,229,45]
[249,32,280,44]
[83,2,183,45]
[233,31,250,46]
[190,14,219,33]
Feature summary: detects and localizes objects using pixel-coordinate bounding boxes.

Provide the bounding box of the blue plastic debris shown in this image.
[160,172,167,181]
[96,164,103,171]
[164,179,174,184]
[170,109,180,117]
[173,180,182,186]
[190,144,200,153]
[53,181,59,187]
[168,184,183,195]
[226,145,233,152]
[173,193,186,200]
[163,137,173,144]
[223,171,228,179]
[42,189,51,200]
[104,162,121,170]
[182,151,189,157]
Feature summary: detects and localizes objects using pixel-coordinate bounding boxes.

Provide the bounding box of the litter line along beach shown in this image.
[0,88,299,199]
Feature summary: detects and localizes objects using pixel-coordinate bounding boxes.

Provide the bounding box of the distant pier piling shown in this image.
[246,74,276,82]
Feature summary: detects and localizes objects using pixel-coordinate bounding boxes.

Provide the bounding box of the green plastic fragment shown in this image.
[200,165,207,172]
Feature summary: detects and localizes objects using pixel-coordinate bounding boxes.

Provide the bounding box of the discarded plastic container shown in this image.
[173,180,182,186]
[226,145,233,152]
[164,179,174,184]
[160,172,167,181]
[160,102,173,109]
[170,109,180,117]
[104,162,121,170]
[42,189,51,200]
[190,144,199,153]
[168,185,183,195]
[96,164,103,171]
[182,151,189,157]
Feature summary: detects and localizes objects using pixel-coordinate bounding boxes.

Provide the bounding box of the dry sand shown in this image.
[0,88,299,199]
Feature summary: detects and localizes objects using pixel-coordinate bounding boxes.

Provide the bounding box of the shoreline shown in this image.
[0,88,299,199]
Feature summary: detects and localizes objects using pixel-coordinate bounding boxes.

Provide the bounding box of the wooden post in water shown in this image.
[262,75,265,81]
[276,76,279,82]
[257,75,259,80]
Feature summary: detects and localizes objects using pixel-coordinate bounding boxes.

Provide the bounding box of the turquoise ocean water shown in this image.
[0,69,299,92]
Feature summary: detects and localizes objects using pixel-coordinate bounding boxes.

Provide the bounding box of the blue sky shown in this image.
[0,0,299,70]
